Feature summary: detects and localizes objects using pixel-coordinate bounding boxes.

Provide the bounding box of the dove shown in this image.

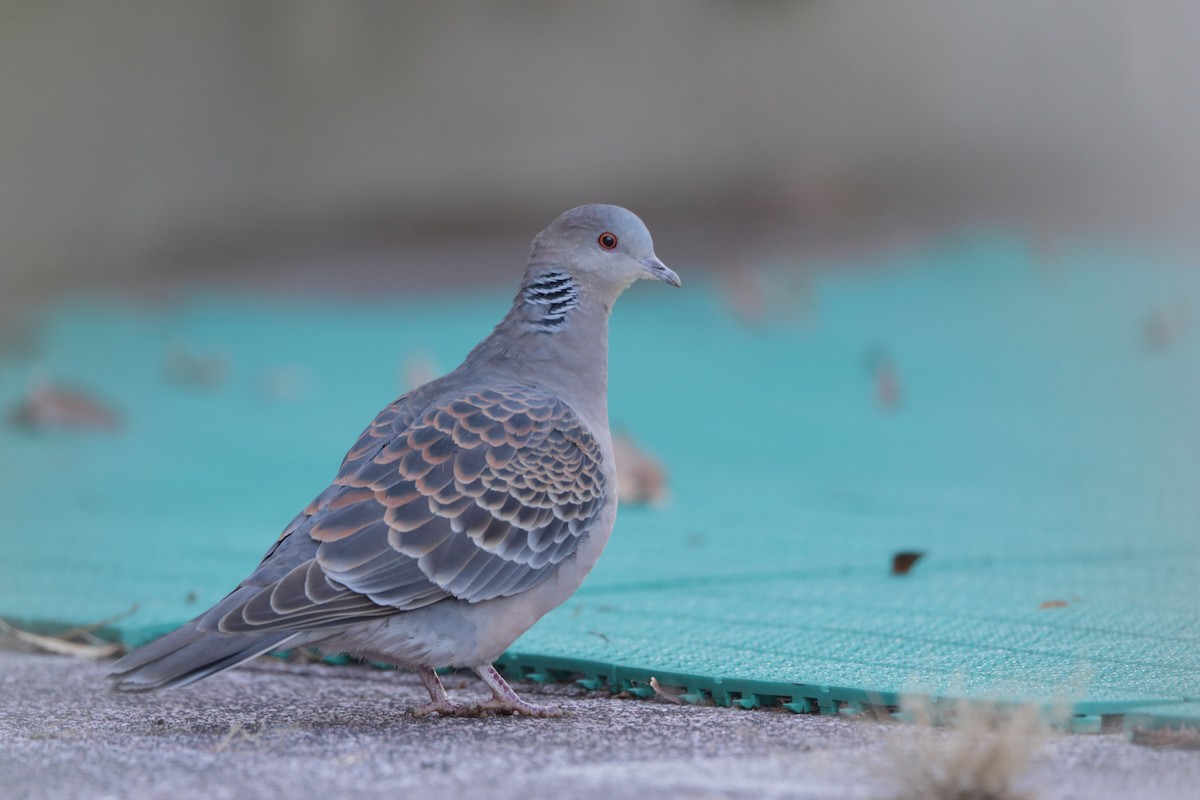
[109,204,680,717]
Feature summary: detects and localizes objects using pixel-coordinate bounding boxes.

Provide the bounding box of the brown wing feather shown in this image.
[319,385,606,602]
[210,385,606,634]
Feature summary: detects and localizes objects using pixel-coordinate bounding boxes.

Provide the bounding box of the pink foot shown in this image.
[457,697,564,718]
[407,698,471,718]
[408,664,565,719]
[408,666,469,718]
[470,663,564,717]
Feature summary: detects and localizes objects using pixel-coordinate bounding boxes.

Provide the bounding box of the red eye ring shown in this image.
[598,232,618,250]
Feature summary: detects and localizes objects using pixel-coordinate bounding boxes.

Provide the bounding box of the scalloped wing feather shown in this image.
[209,385,606,635]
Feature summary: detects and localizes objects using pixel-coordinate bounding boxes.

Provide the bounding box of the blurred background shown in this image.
[4,0,1200,307]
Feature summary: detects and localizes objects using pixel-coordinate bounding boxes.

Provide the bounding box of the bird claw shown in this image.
[456,698,565,718]
[410,663,564,718]
[407,699,470,719]
[407,698,562,718]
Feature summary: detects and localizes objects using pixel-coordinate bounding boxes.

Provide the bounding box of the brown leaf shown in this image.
[612,432,669,507]
[10,381,120,431]
[892,551,925,576]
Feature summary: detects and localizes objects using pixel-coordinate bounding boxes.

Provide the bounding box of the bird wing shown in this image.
[203,385,607,635]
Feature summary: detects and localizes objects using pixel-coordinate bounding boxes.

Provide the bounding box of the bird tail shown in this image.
[108,621,298,692]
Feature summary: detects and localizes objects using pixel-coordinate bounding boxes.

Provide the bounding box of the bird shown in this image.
[109,204,680,718]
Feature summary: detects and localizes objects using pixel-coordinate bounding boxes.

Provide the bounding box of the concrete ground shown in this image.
[2,648,1198,800]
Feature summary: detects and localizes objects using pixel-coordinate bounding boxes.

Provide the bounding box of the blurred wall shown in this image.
[2,1,1198,293]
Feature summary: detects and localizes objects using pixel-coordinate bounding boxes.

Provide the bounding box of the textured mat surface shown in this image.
[3,235,1198,728]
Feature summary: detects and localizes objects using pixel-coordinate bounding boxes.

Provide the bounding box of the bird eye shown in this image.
[598,232,618,250]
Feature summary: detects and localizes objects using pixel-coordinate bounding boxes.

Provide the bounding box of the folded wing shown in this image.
[203,386,607,635]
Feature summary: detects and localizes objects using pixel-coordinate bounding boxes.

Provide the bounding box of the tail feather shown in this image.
[109,622,298,692]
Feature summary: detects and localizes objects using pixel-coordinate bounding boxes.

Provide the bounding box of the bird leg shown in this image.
[407,666,470,718]
[408,664,563,718]
[463,664,564,718]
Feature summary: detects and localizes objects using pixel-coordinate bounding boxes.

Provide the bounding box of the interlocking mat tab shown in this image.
[3,235,1198,730]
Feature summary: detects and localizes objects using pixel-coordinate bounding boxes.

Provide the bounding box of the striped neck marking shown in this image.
[523,270,579,330]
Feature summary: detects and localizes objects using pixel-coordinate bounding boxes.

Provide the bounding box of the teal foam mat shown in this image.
[3,234,1198,729]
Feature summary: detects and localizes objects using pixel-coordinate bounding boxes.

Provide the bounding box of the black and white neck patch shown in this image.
[522,270,580,331]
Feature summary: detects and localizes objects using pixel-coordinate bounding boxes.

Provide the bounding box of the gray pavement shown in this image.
[2,649,1198,800]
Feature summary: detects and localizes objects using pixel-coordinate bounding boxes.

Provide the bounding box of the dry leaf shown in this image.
[892,551,925,576]
[612,432,669,506]
[10,380,120,431]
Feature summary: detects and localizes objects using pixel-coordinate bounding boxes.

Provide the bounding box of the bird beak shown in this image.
[638,256,682,287]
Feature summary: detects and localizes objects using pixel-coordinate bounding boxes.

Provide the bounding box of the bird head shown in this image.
[529,204,681,296]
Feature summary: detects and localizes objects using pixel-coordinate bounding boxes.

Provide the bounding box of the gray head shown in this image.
[526,205,680,296]
[465,204,678,397]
